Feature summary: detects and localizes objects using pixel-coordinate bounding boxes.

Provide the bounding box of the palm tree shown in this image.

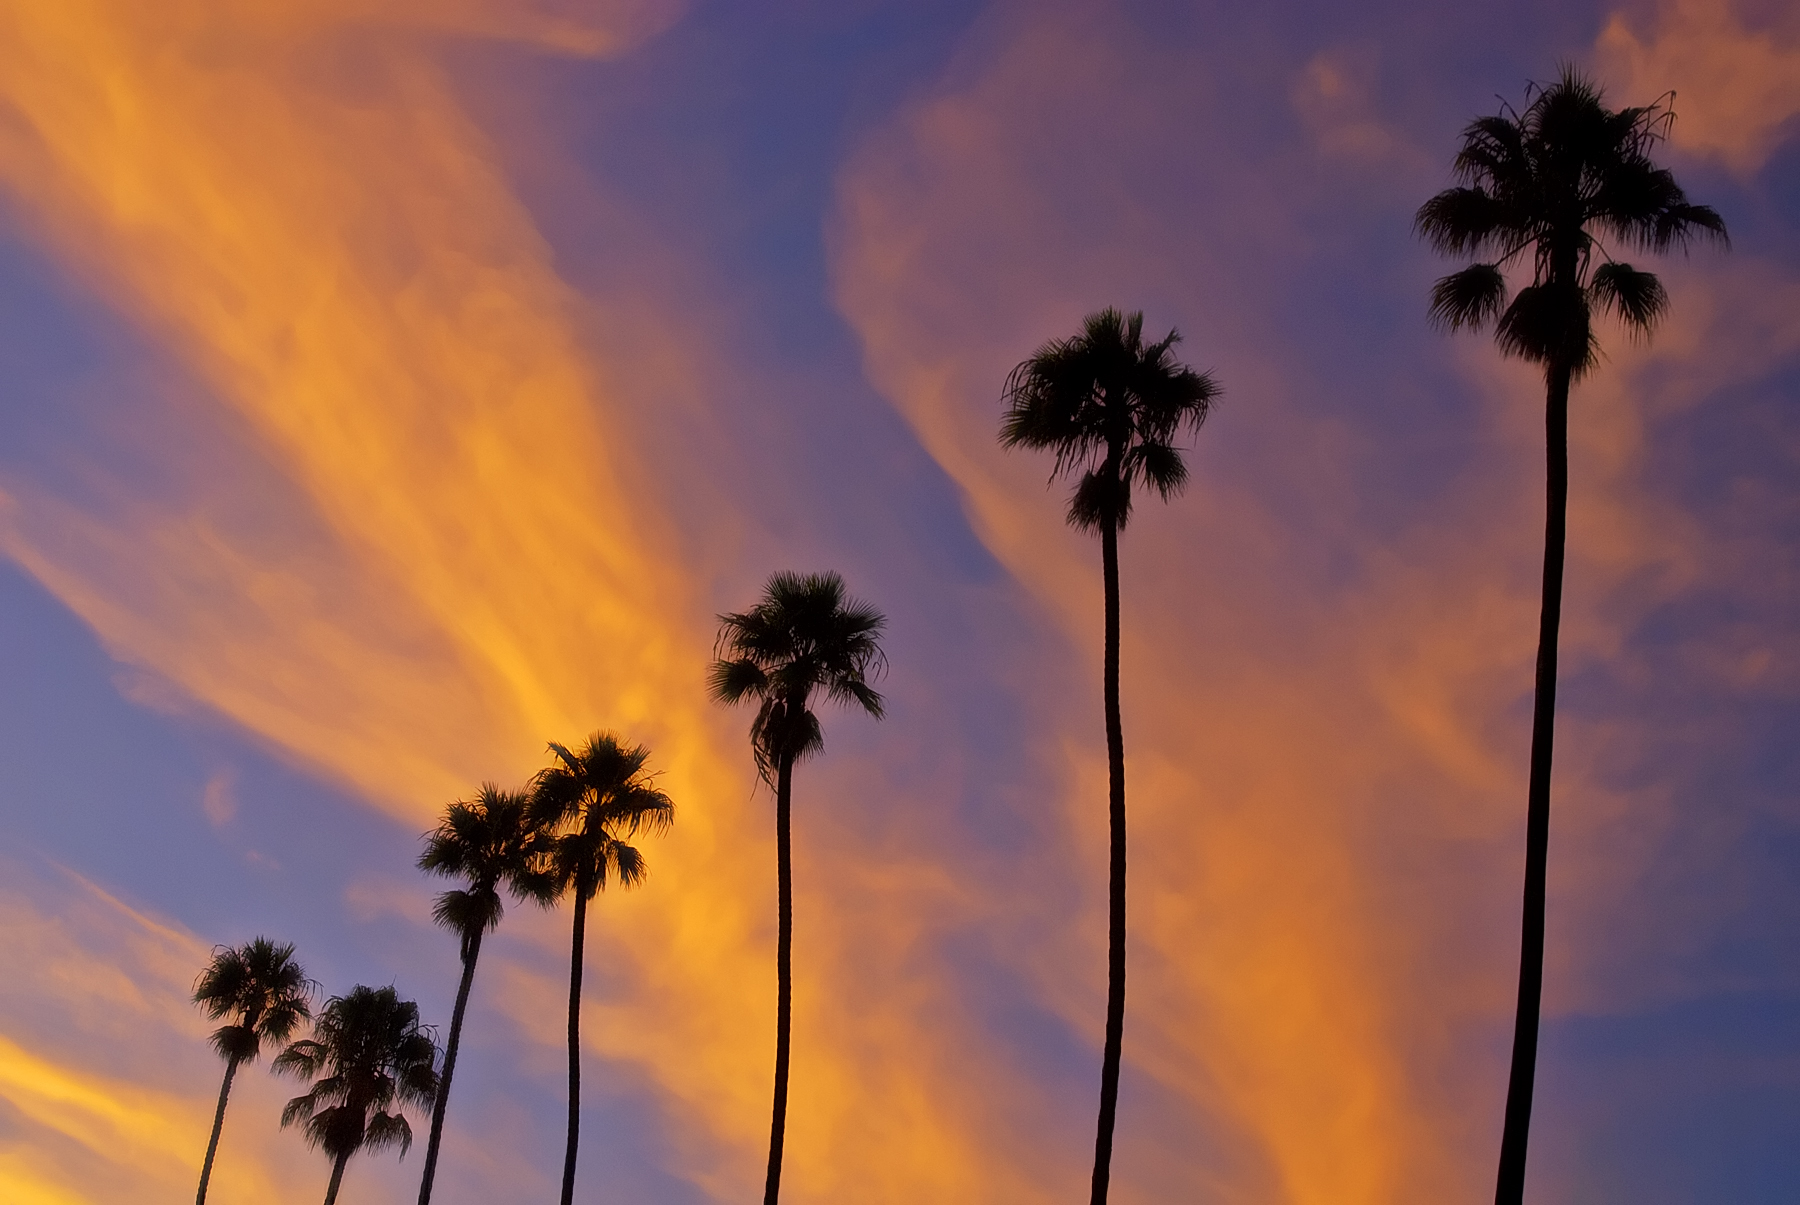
[274,984,439,1205]
[192,937,314,1205]
[1415,68,1725,1205]
[529,732,675,1205]
[709,570,886,1205]
[999,308,1218,1205]
[414,784,553,1205]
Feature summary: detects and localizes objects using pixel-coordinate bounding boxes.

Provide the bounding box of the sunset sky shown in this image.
[0,1,1796,1202]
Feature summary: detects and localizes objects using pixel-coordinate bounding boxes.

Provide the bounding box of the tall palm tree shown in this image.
[709,570,886,1205]
[192,937,314,1205]
[999,308,1218,1205]
[274,984,439,1205]
[529,732,675,1205]
[414,784,553,1205]
[1415,68,1725,1205]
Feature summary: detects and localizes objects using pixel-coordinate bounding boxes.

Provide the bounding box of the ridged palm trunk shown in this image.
[562,877,591,1205]
[1495,357,1571,1204]
[764,747,796,1205]
[1089,498,1128,1205]
[323,1150,349,1205]
[417,927,483,1205]
[196,1053,241,1205]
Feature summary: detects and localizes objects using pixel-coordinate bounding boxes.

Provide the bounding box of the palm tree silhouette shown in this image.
[529,732,674,1205]
[710,571,886,1205]
[274,984,439,1205]
[1000,308,1218,1205]
[414,784,554,1205]
[192,937,314,1205]
[1416,68,1725,1205]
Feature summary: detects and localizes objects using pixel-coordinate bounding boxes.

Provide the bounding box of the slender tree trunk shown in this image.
[195,1053,240,1205]
[562,883,589,1205]
[1089,512,1128,1205]
[417,927,482,1205]
[322,1150,349,1205]
[1494,360,1571,1205]
[764,750,796,1205]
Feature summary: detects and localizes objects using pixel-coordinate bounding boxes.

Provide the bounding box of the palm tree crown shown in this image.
[275,985,438,1203]
[709,570,887,778]
[420,784,554,954]
[1000,307,1219,532]
[1416,67,1726,373]
[531,734,675,896]
[194,937,314,1071]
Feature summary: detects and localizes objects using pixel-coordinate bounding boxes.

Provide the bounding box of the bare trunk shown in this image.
[322,1150,349,1205]
[1088,512,1128,1205]
[417,927,482,1205]
[764,750,795,1205]
[1494,358,1571,1205]
[561,884,589,1205]
[195,1053,239,1205]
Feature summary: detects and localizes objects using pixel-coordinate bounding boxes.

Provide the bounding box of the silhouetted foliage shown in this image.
[710,570,886,1205]
[1000,307,1217,1205]
[528,733,673,1205]
[192,938,314,1205]
[275,985,438,1205]
[414,785,554,1205]
[1415,67,1725,1205]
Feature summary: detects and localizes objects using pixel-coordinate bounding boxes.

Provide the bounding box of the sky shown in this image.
[0,0,1795,1202]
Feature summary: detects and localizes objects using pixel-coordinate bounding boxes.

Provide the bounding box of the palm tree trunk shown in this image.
[1494,360,1571,1205]
[562,884,589,1205]
[1089,512,1128,1205]
[764,750,796,1205]
[322,1150,349,1205]
[195,1053,239,1205]
[417,927,482,1205]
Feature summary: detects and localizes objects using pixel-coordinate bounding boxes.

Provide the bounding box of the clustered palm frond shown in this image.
[274,985,439,1162]
[530,733,675,898]
[1000,307,1219,532]
[709,571,887,783]
[194,937,315,1066]
[1415,67,1726,376]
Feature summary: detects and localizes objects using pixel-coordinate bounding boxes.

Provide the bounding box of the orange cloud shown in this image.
[1598,0,1800,173]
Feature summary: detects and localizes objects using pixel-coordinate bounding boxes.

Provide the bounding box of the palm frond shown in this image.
[361,1110,414,1156]
[1496,283,1596,374]
[1415,187,1508,254]
[1428,263,1507,331]
[1589,262,1668,334]
[1653,201,1729,252]
[208,1023,259,1063]
[708,657,768,705]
